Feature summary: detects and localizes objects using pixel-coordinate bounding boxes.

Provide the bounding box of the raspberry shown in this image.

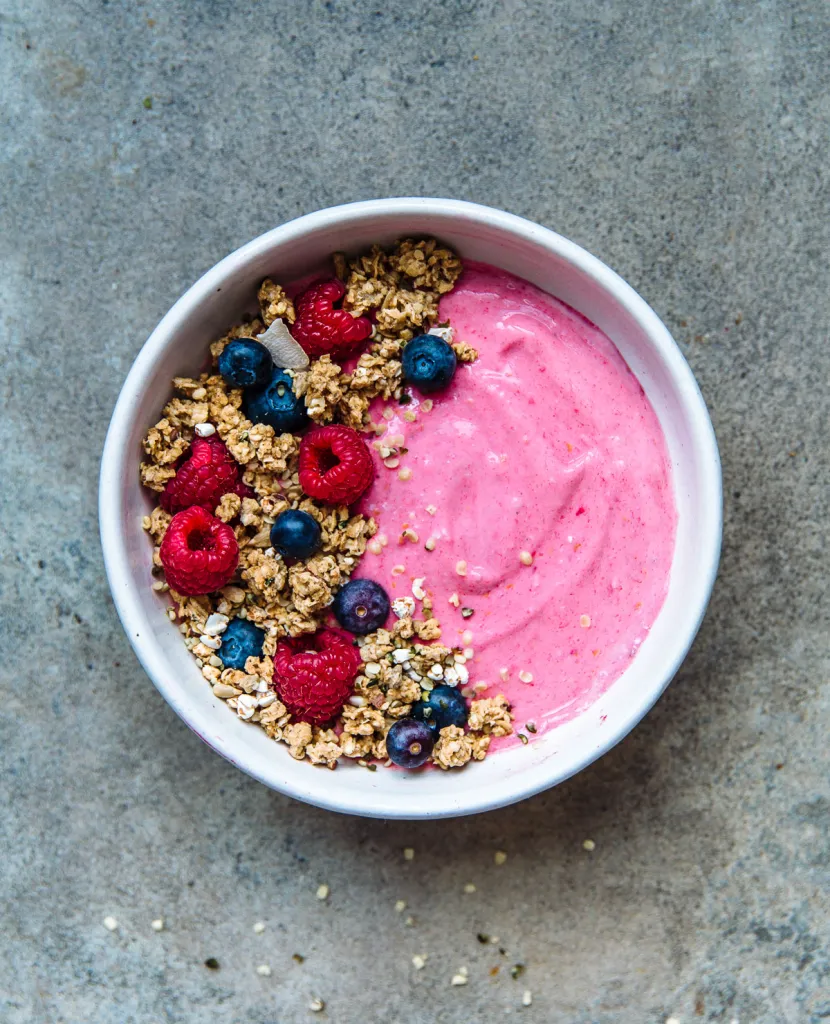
[159,506,239,596]
[161,436,242,515]
[290,278,373,359]
[298,425,375,506]
[272,628,362,724]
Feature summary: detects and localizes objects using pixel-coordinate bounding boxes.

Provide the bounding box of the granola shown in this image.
[139,238,516,775]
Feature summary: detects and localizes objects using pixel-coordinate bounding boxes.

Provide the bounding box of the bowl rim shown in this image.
[99,197,722,818]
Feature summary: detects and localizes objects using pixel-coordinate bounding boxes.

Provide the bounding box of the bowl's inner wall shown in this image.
[110,205,718,817]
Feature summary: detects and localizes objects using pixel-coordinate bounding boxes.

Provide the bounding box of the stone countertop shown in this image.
[1,1,827,1021]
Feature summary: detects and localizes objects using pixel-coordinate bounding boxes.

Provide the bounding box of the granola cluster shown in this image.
[293,238,465,429]
[246,608,513,771]
[139,239,515,772]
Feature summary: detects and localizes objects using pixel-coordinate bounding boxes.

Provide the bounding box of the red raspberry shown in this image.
[272,628,362,724]
[160,435,242,515]
[299,425,375,506]
[290,278,373,359]
[233,479,255,501]
[159,506,239,596]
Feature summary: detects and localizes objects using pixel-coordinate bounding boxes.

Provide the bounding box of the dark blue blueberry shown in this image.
[243,369,309,433]
[270,509,322,560]
[218,618,265,671]
[386,718,435,769]
[218,338,273,389]
[412,684,469,738]
[332,578,390,635]
[402,334,457,393]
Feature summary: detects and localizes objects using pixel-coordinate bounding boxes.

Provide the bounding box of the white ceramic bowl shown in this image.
[100,198,721,819]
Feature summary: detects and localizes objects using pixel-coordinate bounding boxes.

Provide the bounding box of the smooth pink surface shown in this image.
[359,263,676,742]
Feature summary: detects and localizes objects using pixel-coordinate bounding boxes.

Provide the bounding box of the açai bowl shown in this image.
[99,199,721,819]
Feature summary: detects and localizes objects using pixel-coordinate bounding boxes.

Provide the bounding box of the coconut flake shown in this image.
[428,324,454,344]
[256,318,309,370]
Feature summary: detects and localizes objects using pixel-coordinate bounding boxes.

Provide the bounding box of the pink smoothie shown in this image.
[358,263,676,744]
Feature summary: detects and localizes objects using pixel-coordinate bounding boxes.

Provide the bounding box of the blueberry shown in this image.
[244,369,309,433]
[218,338,273,389]
[412,684,469,738]
[386,718,435,769]
[402,334,457,393]
[332,578,390,635]
[270,509,322,560]
[218,618,265,670]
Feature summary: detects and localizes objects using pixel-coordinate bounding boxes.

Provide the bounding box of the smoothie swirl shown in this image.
[360,263,676,738]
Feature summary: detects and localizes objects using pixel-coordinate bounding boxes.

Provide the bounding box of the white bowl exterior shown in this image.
[99,199,722,819]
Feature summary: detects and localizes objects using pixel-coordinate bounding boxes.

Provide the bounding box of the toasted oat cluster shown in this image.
[139,239,513,771]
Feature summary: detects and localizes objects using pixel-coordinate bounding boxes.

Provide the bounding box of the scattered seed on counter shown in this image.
[316,884,330,900]
[519,550,533,566]
[151,918,164,932]
[494,850,508,865]
[103,916,118,931]
[256,964,272,977]
[583,839,596,852]
[518,670,533,683]
[580,614,592,628]
[455,560,467,576]
[403,847,415,861]
[253,921,266,933]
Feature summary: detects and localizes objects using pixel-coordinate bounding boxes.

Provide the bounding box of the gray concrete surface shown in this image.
[1,0,828,1021]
